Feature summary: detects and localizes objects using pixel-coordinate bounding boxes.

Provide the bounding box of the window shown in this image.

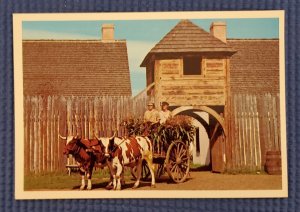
[183,56,202,75]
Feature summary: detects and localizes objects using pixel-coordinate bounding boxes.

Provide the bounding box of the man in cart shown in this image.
[159,101,172,124]
[144,102,160,123]
[143,102,160,138]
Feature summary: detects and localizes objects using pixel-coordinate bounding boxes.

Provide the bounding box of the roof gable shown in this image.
[227,39,279,94]
[141,19,236,66]
[23,40,132,96]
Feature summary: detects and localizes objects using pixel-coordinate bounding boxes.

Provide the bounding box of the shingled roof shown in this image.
[228,39,279,94]
[23,40,132,96]
[141,19,236,66]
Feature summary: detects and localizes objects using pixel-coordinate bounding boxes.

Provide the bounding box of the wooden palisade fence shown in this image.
[226,93,281,172]
[24,92,280,174]
[24,93,148,174]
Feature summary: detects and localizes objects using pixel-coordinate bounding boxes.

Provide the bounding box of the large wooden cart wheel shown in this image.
[165,141,190,183]
[131,159,151,181]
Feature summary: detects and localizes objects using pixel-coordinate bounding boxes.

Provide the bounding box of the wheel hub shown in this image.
[176,157,181,164]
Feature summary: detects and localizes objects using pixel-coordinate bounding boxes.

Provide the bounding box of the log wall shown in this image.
[225,93,281,172]
[154,57,227,106]
[24,94,148,174]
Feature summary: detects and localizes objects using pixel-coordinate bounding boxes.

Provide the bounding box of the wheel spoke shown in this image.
[170,148,176,157]
[179,143,184,156]
[171,164,177,173]
[178,168,183,179]
[179,164,187,173]
[178,144,185,157]
[173,166,178,181]
[170,160,176,165]
[176,143,181,156]
[179,149,187,157]
[181,163,188,169]
[177,166,181,181]
[170,154,176,161]
[181,159,188,164]
[175,166,181,181]
[181,156,188,161]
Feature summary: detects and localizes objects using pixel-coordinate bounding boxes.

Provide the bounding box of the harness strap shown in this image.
[73,142,82,155]
[110,137,126,153]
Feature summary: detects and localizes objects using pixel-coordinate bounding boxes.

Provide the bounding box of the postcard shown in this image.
[13,10,287,199]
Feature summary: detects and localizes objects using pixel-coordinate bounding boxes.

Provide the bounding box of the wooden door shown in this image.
[211,130,225,173]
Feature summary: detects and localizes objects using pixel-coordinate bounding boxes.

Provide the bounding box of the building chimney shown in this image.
[102,24,114,41]
[210,22,227,43]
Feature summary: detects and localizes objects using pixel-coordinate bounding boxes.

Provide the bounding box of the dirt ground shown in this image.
[25,170,282,191]
[82,171,282,191]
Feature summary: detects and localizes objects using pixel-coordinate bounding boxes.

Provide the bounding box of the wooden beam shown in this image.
[210,122,221,142]
[133,82,155,100]
[172,105,226,136]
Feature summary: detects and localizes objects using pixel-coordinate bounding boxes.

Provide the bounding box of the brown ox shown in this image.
[95,134,155,190]
[59,135,107,190]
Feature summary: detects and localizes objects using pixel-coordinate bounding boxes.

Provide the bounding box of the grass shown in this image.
[24,164,268,190]
[25,163,198,190]
[190,163,211,171]
[24,168,132,190]
[224,168,267,175]
[190,163,205,169]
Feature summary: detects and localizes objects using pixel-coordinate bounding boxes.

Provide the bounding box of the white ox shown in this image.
[95,135,156,190]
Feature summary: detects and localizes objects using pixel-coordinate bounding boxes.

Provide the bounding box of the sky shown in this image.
[23,18,279,96]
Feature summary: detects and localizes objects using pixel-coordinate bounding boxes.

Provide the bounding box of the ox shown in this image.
[59,135,107,190]
[94,134,155,190]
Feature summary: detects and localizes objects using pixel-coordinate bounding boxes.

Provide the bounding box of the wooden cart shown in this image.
[131,136,191,183]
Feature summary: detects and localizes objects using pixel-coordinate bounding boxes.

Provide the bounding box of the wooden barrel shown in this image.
[265,150,282,175]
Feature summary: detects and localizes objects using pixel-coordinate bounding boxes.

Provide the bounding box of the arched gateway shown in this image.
[172,105,226,137]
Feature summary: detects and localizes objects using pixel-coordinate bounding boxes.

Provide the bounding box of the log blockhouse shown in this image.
[140,20,280,173]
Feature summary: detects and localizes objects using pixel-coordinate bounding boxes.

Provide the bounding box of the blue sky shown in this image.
[23,18,279,96]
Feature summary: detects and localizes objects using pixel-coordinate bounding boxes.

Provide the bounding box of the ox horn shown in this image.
[58,134,67,140]
[94,131,101,141]
[74,133,81,140]
[109,131,117,140]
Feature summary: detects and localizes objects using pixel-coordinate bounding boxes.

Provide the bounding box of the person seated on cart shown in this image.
[159,101,172,124]
[143,102,160,136]
[144,102,160,123]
